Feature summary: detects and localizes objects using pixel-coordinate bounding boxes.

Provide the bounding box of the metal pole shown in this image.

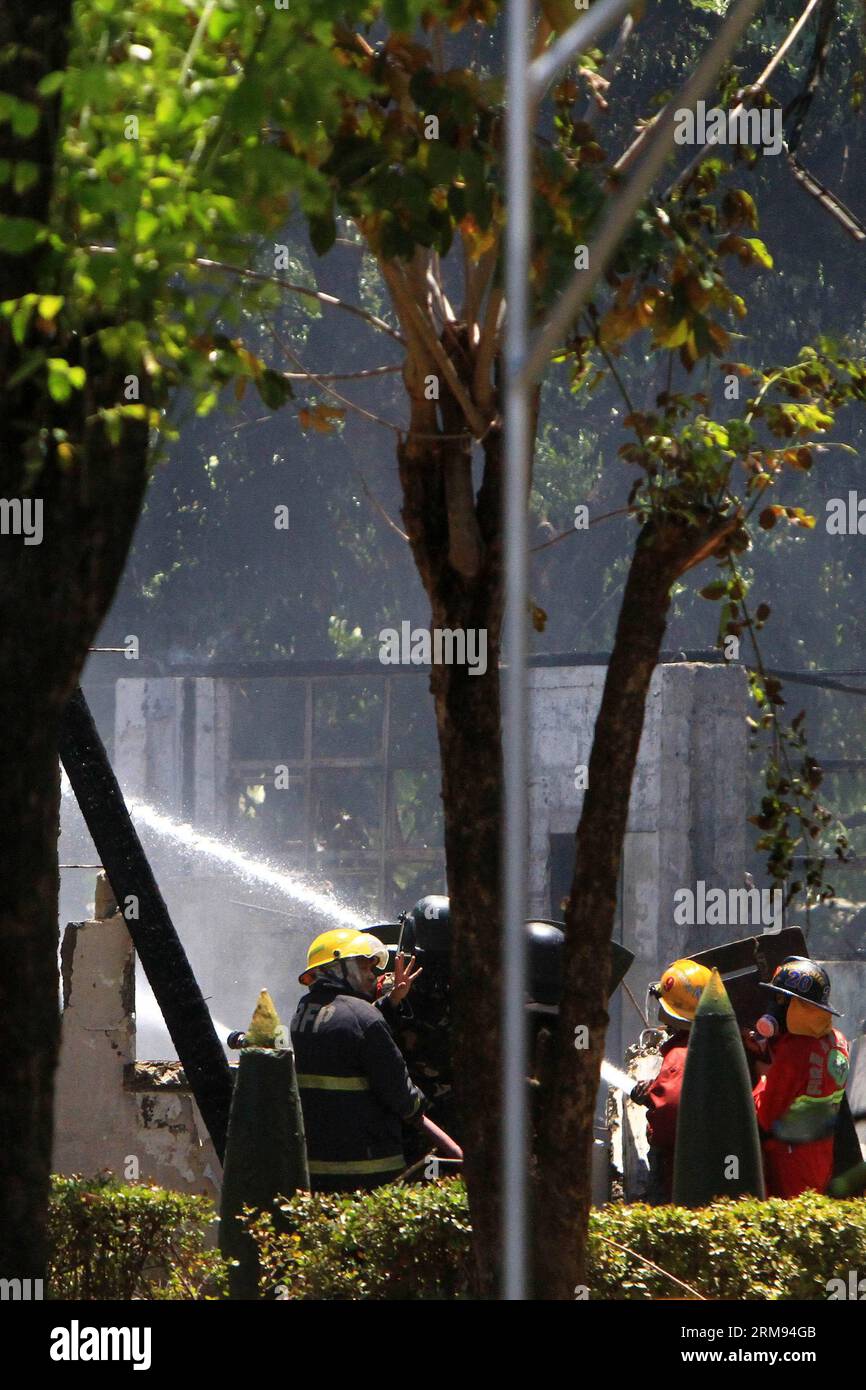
[502,0,633,1304]
[502,0,532,1301]
[528,0,635,101]
[502,0,763,1300]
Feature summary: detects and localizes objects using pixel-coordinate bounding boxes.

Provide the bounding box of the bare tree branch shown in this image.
[474,286,503,414]
[580,13,635,124]
[462,235,499,335]
[280,363,403,381]
[524,0,765,386]
[785,150,866,241]
[266,322,404,435]
[391,263,493,438]
[427,254,457,326]
[668,0,825,195]
[377,255,442,433]
[194,255,406,344]
[531,507,631,553]
[355,468,409,541]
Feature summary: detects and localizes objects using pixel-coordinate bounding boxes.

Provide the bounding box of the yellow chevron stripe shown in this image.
[307,1154,404,1175]
[297,1073,370,1091]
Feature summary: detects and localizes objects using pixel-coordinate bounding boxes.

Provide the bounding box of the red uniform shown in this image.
[644,1032,689,1202]
[753,1029,849,1198]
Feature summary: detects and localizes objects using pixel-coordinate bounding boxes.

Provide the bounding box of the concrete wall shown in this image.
[528,661,749,1058]
[823,961,866,1039]
[114,678,186,813]
[114,676,232,829]
[53,906,221,1198]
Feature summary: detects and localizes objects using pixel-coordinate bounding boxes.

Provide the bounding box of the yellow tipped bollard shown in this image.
[245,989,281,1047]
[672,969,766,1207]
[219,988,309,1299]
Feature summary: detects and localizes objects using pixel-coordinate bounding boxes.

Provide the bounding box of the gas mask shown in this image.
[755,996,788,1041]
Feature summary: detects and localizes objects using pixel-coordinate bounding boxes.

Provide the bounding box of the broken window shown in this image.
[231,679,305,760]
[391,768,443,850]
[389,676,439,763]
[312,679,383,758]
[232,771,306,860]
[312,768,383,861]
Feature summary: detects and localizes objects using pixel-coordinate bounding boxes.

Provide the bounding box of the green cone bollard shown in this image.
[219,992,309,1299]
[672,969,766,1207]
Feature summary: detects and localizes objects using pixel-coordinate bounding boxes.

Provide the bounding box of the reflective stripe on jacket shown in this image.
[291,982,425,1189]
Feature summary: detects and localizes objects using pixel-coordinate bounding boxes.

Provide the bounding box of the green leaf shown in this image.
[256,368,294,410]
[308,209,336,256]
[5,347,46,389]
[13,162,40,195]
[46,361,72,403]
[742,237,773,270]
[36,72,65,97]
[134,210,161,244]
[700,579,728,600]
[208,8,242,42]
[37,295,64,321]
[0,216,42,253]
[11,101,40,139]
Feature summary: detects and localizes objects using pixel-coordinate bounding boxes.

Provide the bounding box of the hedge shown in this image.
[46,1175,866,1300]
[246,1180,866,1301]
[246,1179,473,1300]
[47,1174,229,1300]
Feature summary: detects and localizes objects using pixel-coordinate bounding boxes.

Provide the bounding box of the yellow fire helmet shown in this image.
[653,958,713,1023]
[299,928,389,985]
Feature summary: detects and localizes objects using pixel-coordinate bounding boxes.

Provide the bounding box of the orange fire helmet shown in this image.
[652,958,712,1023]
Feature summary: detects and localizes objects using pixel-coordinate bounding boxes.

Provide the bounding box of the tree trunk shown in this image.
[397,354,504,1295]
[0,2,158,1279]
[534,515,736,1299]
[0,694,62,1280]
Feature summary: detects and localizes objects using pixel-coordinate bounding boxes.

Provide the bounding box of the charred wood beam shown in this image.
[59,686,232,1162]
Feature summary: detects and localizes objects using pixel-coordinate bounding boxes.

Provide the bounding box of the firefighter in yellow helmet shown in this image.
[630,959,712,1203]
[290,928,427,1192]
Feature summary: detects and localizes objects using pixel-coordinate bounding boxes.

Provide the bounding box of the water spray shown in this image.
[600,1059,635,1094]
[64,771,363,933]
[125,797,366,931]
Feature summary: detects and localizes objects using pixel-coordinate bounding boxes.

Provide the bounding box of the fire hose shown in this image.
[422,1114,463,1161]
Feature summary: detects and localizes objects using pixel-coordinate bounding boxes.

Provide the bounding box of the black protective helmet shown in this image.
[527,921,565,1007]
[399,895,450,957]
[525,921,634,1008]
[759,955,841,1016]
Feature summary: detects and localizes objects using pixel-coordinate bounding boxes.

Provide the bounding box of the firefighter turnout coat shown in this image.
[643,1032,689,1203]
[753,1028,850,1197]
[291,981,426,1191]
